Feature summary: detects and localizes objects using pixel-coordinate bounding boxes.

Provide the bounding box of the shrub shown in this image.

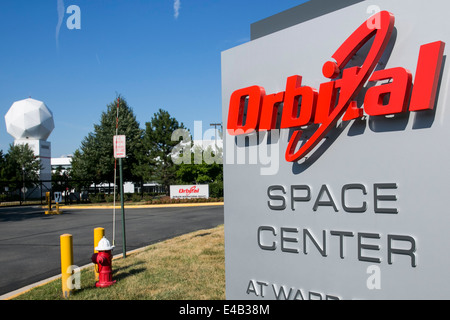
[89,193,105,203]
[209,181,223,198]
[131,193,143,202]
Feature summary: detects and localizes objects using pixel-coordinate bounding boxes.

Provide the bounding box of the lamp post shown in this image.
[210,123,222,151]
[22,166,25,203]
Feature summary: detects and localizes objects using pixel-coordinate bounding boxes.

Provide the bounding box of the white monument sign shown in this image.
[222,0,450,299]
[170,185,209,199]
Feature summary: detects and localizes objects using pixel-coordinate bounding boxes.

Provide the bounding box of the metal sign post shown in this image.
[118,157,126,259]
[114,137,126,258]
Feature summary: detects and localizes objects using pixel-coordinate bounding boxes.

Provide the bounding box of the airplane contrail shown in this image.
[56,0,65,50]
[174,0,181,19]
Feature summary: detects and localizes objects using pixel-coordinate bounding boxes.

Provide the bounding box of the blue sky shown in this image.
[0,0,308,157]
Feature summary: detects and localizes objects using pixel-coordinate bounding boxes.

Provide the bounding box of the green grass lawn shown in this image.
[13,225,225,300]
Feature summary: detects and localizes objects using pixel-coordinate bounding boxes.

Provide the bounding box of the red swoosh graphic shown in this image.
[286,11,395,162]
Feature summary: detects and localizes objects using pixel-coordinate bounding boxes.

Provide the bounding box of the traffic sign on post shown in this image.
[54,192,62,204]
[113,135,126,159]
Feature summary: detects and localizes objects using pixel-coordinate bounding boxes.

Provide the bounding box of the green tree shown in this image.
[52,166,70,192]
[175,145,223,198]
[71,96,145,186]
[0,150,7,180]
[176,145,223,184]
[142,109,185,194]
[2,144,42,188]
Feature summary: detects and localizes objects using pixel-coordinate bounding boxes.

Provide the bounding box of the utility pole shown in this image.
[114,97,127,259]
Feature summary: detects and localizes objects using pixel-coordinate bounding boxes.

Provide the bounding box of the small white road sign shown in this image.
[114,135,126,159]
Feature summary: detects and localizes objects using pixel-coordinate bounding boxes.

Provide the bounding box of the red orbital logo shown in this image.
[227,11,445,162]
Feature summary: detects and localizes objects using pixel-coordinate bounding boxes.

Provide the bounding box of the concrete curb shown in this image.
[0,274,63,300]
[58,202,224,210]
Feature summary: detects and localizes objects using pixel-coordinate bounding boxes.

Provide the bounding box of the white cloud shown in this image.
[174,0,181,19]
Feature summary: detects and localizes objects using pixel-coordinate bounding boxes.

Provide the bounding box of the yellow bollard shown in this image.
[56,203,62,215]
[94,227,105,281]
[45,192,52,214]
[60,234,74,298]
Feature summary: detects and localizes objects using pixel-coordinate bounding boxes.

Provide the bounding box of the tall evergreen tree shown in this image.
[71,96,145,185]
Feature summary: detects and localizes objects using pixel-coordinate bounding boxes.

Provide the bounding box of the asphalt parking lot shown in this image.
[0,204,224,297]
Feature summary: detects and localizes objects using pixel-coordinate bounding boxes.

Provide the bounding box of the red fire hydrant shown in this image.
[91,236,116,288]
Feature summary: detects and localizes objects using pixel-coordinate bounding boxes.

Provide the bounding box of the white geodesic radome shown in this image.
[5,98,55,141]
